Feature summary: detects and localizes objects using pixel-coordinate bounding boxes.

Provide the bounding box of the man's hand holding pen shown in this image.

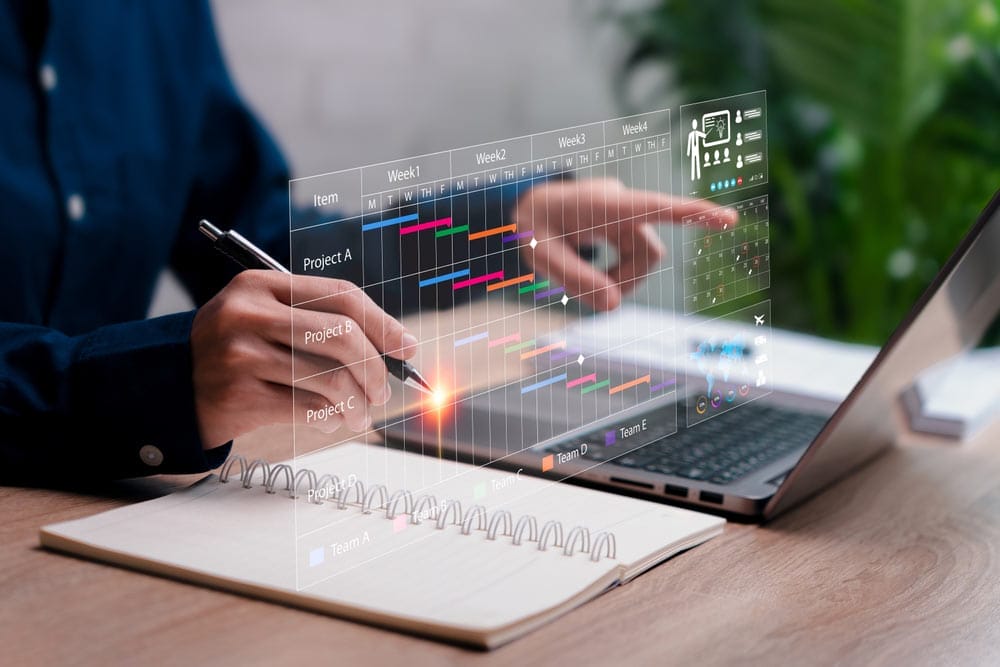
[190,271,418,448]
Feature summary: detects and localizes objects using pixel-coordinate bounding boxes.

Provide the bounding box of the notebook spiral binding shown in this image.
[218,455,618,563]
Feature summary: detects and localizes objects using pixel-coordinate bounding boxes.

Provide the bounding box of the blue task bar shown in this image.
[520,373,568,395]
[454,331,489,348]
[361,213,419,232]
[418,269,470,288]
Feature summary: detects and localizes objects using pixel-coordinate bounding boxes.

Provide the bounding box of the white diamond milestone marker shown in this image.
[529,237,538,249]
[560,294,569,306]
[577,354,585,365]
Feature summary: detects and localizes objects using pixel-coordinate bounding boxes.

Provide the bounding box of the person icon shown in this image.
[736,154,743,169]
[704,152,711,167]
[736,132,743,147]
[735,109,743,124]
[713,149,721,165]
[686,119,707,181]
[723,147,731,163]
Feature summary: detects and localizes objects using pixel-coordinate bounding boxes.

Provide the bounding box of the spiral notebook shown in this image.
[40,442,724,649]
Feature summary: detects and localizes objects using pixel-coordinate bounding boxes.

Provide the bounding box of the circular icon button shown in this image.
[739,383,750,397]
[710,390,723,409]
[695,395,708,415]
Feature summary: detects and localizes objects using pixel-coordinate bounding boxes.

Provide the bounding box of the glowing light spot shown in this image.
[432,389,449,409]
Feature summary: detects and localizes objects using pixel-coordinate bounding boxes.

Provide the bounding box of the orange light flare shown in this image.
[431,388,449,410]
[420,370,458,422]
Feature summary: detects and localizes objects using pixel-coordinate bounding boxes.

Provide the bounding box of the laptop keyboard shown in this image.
[544,403,828,485]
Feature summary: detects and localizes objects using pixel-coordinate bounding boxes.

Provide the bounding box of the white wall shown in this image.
[212,0,623,176]
[150,0,633,316]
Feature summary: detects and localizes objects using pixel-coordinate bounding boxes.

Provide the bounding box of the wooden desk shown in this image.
[3,305,999,665]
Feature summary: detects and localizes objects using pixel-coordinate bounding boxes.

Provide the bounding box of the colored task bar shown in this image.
[488,333,520,348]
[435,224,469,238]
[361,213,418,232]
[399,216,451,235]
[549,348,580,362]
[520,340,566,361]
[566,373,597,389]
[520,373,568,395]
[504,339,536,354]
[454,331,489,348]
[650,379,677,392]
[609,374,651,395]
[580,379,611,395]
[534,286,566,300]
[468,224,516,241]
[518,280,550,295]
[502,231,533,243]
[452,270,503,290]
[418,269,470,288]
[487,273,534,292]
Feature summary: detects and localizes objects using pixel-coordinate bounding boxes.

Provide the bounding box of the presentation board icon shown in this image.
[702,110,731,147]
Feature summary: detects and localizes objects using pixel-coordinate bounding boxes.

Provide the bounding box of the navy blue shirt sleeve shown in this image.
[0,313,230,481]
[0,1,260,480]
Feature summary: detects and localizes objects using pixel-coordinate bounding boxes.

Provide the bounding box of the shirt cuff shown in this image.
[70,311,230,477]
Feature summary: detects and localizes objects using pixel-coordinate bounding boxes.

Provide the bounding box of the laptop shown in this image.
[381,188,1000,521]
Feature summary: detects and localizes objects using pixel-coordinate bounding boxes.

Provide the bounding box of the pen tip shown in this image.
[409,370,435,395]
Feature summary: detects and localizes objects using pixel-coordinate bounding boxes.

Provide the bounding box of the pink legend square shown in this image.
[392,515,408,533]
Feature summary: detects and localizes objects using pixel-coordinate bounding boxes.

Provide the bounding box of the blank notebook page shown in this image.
[41,442,723,646]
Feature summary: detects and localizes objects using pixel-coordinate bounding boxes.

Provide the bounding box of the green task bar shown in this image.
[518,280,550,295]
[580,379,611,395]
[435,224,469,238]
[504,339,536,353]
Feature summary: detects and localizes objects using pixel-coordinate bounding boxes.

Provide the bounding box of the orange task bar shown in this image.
[520,340,566,361]
[468,224,516,241]
[486,273,535,292]
[608,374,651,395]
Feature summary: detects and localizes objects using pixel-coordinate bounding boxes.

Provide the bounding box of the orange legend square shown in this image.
[541,454,554,472]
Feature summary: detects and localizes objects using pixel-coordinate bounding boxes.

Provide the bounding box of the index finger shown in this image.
[609,190,738,229]
[665,196,739,228]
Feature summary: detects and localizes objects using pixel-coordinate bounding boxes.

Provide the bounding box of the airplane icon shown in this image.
[754,314,766,326]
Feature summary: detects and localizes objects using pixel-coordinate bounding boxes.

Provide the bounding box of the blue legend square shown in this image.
[309,547,324,567]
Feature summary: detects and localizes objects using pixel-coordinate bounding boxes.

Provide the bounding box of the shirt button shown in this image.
[66,194,86,222]
[39,64,57,92]
[139,445,164,467]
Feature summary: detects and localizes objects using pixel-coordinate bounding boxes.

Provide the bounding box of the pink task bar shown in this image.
[452,270,503,290]
[489,333,520,348]
[399,217,452,235]
[566,373,597,389]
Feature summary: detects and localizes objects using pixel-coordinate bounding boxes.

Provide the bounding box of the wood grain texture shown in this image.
[2,302,998,666]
